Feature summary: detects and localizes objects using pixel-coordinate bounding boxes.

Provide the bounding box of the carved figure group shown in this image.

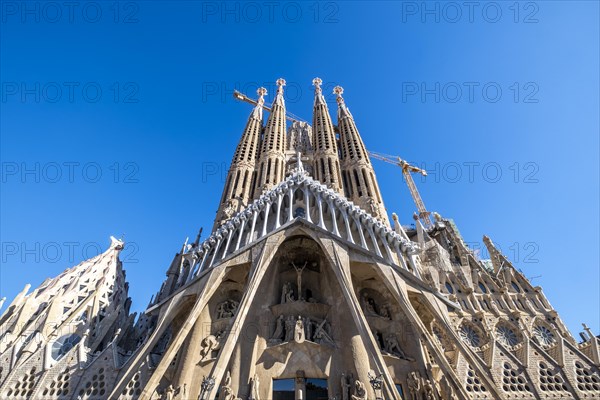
[216,299,239,319]
[270,315,333,345]
[360,292,390,319]
[281,282,295,303]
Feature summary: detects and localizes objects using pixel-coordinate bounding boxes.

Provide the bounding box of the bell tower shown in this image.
[213,87,266,229]
[334,86,389,226]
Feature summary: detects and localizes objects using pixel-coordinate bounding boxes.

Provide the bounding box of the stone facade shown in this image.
[1,79,598,400]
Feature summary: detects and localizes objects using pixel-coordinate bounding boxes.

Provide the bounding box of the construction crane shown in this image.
[233,90,306,123]
[368,151,433,228]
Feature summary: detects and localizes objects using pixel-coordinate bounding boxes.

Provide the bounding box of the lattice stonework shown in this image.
[5,367,37,398]
[539,362,569,392]
[502,362,532,393]
[575,361,600,392]
[41,368,70,397]
[465,365,487,395]
[78,367,108,399]
[120,371,142,399]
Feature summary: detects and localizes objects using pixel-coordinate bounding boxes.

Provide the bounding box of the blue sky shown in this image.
[1,1,598,335]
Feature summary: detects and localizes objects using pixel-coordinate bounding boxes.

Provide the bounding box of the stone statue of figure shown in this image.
[200,332,222,361]
[163,384,174,400]
[224,371,232,388]
[303,317,313,341]
[285,316,295,342]
[361,293,376,316]
[350,380,367,400]
[220,371,241,400]
[248,374,260,400]
[340,373,350,400]
[292,261,307,300]
[384,333,414,361]
[367,198,380,218]
[424,379,435,400]
[294,316,305,343]
[216,302,229,319]
[271,315,284,341]
[281,282,291,304]
[223,200,235,219]
[407,371,422,400]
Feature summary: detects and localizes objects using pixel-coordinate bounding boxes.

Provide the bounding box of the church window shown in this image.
[459,324,481,348]
[496,325,518,346]
[478,282,488,293]
[533,325,555,346]
[445,282,454,294]
[511,281,521,293]
[294,207,306,219]
[353,170,363,196]
[51,333,81,361]
[361,169,372,196]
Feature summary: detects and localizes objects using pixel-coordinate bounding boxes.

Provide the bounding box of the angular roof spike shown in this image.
[194,227,203,246]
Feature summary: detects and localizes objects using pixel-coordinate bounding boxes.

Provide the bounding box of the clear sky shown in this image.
[1,1,598,336]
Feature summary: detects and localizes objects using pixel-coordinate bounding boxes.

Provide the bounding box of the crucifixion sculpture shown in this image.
[291,261,307,301]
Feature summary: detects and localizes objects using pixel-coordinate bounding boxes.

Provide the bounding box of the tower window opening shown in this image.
[353,170,363,196]
[479,283,488,294]
[511,281,521,293]
[362,169,372,196]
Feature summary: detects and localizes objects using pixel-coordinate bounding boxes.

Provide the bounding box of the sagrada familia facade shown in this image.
[1,78,598,400]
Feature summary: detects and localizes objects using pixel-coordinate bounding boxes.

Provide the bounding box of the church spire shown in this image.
[253,78,288,197]
[213,87,267,229]
[334,86,389,225]
[311,77,343,193]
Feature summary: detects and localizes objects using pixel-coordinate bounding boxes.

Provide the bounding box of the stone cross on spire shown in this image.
[313,77,326,105]
[333,85,345,104]
[273,78,286,107]
[276,78,286,94]
[313,77,323,93]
